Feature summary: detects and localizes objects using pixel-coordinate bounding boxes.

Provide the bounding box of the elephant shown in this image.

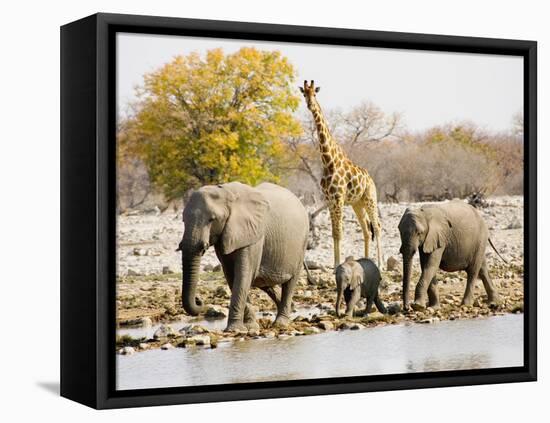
[398,200,504,311]
[335,256,387,318]
[177,181,309,332]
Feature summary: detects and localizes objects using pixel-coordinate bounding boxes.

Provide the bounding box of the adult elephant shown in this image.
[398,200,503,311]
[177,182,309,332]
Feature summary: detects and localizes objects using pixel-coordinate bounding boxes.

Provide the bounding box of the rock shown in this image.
[127,269,141,276]
[506,217,523,230]
[318,321,334,331]
[161,342,174,350]
[188,335,210,346]
[386,303,401,315]
[153,324,176,339]
[203,264,215,271]
[138,343,150,350]
[248,328,260,337]
[214,286,230,298]
[138,316,153,328]
[305,260,325,271]
[133,247,147,256]
[419,318,434,324]
[366,311,385,321]
[213,264,222,272]
[179,324,207,336]
[303,326,321,335]
[162,266,174,275]
[205,305,228,319]
[264,331,276,339]
[119,346,135,355]
[386,256,399,271]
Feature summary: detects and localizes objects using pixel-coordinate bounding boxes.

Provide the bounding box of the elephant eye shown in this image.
[208,216,216,222]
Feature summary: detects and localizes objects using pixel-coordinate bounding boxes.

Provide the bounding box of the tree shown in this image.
[119,47,302,200]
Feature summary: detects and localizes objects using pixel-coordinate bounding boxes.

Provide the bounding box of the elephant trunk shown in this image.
[402,254,413,309]
[181,251,205,316]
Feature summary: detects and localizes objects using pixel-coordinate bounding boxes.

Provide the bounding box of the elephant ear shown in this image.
[423,209,452,254]
[350,263,363,290]
[220,183,269,255]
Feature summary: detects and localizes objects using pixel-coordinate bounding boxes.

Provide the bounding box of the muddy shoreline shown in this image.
[116,196,524,354]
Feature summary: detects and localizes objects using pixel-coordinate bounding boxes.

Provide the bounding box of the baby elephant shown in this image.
[335,257,387,318]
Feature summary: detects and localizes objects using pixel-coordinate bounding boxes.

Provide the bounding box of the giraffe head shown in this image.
[299,80,320,109]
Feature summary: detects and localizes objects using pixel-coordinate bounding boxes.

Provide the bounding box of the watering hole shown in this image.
[116,313,523,390]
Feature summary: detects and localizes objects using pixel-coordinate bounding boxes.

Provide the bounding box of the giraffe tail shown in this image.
[369,221,375,241]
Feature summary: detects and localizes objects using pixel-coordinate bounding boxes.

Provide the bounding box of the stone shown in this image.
[305,260,324,270]
[350,323,365,330]
[303,326,321,335]
[133,247,147,256]
[188,334,210,346]
[248,328,260,337]
[366,311,385,321]
[303,290,313,298]
[386,256,399,271]
[419,318,434,324]
[203,264,215,271]
[214,286,230,298]
[138,316,153,328]
[386,302,401,315]
[506,217,523,230]
[318,321,334,331]
[179,324,207,336]
[205,305,228,319]
[162,266,174,275]
[127,269,141,277]
[119,346,135,355]
[264,331,276,339]
[213,264,222,272]
[153,324,176,339]
[161,342,174,350]
[138,343,150,350]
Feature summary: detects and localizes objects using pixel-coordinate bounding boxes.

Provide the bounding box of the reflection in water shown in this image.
[116,314,523,390]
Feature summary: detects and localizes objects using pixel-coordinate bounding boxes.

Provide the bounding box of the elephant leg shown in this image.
[374,294,387,314]
[413,251,442,310]
[462,268,480,306]
[274,275,298,328]
[345,288,361,318]
[363,294,374,318]
[243,304,259,331]
[427,277,440,309]
[352,204,372,260]
[225,247,260,333]
[328,198,344,270]
[479,259,500,304]
[260,286,281,309]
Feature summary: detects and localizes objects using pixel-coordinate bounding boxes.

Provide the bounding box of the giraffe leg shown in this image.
[364,198,383,268]
[328,198,344,270]
[352,204,372,259]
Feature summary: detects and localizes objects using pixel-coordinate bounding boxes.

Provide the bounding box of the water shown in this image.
[116,314,523,390]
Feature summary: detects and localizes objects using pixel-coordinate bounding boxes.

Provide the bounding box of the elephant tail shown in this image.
[488,238,508,264]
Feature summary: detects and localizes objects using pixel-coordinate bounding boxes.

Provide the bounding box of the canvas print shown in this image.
[115,33,524,391]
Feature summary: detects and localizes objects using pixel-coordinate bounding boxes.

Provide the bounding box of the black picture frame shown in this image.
[60,12,537,409]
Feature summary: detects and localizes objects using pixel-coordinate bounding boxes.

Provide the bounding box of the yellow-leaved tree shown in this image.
[119,47,302,200]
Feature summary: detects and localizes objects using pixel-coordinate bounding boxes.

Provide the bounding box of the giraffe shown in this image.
[299,80,382,269]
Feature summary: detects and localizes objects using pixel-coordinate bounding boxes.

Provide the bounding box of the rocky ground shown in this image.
[116,196,524,354]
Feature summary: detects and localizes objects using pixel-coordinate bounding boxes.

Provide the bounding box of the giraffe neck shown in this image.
[308,99,339,167]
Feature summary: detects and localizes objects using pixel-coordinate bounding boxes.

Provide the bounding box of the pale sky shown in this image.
[117,33,523,132]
